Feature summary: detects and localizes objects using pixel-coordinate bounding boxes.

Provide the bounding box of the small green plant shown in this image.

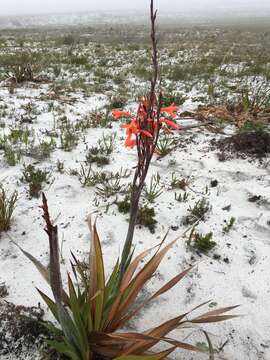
[162,92,186,107]
[4,146,21,166]
[97,132,116,155]
[240,82,270,111]
[70,55,88,66]
[21,101,40,121]
[117,196,131,214]
[59,121,79,152]
[78,165,131,188]
[112,168,132,180]
[61,34,76,46]
[168,65,186,81]
[143,173,163,203]
[188,229,216,253]
[95,177,125,198]
[21,164,50,198]
[156,134,177,157]
[6,60,35,83]
[85,147,110,166]
[37,138,56,158]
[85,133,116,166]
[207,82,216,101]
[223,217,236,234]
[136,205,157,233]
[188,198,211,221]
[133,65,152,80]
[7,127,32,145]
[0,185,18,231]
[86,110,112,128]
[78,164,108,187]
[171,173,189,190]
[239,120,267,134]
[53,65,61,79]
[175,191,189,203]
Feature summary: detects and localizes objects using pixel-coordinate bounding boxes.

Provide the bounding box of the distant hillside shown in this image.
[0,9,269,29]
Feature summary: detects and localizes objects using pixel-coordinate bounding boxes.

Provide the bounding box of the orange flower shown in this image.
[140,129,153,138]
[121,118,156,148]
[160,119,180,130]
[112,109,132,119]
[160,104,178,118]
[125,135,136,148]
[121,119,139,148]
[121,119,139,134]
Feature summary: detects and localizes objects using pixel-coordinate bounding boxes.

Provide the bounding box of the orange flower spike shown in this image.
[112,109,132,120]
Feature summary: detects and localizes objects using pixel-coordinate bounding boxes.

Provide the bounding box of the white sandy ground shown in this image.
[0,85,270,360]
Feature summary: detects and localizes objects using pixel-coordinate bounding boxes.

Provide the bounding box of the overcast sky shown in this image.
[1,0,270,16]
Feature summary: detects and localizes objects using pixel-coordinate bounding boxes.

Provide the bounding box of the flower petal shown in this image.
[140,130,153,138]
[125,136,136,148]
[112,110,132,119]
[161,104,178,118]
[160,119,180,130]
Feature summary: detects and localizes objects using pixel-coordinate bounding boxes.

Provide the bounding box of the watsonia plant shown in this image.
[17,1,238,359]
[20,193,238,360]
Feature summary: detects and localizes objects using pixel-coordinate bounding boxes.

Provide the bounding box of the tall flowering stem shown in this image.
[119,0,162,277]
[113,1,179,278]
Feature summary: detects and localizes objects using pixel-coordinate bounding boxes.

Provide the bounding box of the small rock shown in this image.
[248,251,257,265]
[182,215,197,226]
[0,283,8,298]
[242,286,257,300]
[248,195,262,203]
[210,179,218,187]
